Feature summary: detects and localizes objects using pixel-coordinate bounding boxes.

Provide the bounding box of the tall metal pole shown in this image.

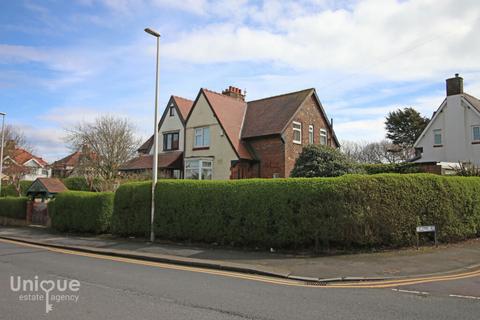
[0,113,6,197]
[145,28,160,243]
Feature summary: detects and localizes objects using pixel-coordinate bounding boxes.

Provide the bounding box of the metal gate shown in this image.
[31,202,48,225]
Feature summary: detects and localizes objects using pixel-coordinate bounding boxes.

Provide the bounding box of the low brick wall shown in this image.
[0,216,27,227]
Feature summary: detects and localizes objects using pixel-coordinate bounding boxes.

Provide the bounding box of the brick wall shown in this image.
[246,136,285,178]
[283,95,338,177]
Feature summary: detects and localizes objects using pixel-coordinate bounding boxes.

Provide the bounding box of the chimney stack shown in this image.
[222,86,245,101]
[446,73,463,96]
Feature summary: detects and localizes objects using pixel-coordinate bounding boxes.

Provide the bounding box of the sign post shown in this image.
[416,225,437,248]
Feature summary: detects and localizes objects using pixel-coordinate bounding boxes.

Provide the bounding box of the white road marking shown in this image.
[392,289,429,295]
[449,294,480,300]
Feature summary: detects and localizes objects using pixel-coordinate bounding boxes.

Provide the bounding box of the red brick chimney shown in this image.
[222,86,245,101]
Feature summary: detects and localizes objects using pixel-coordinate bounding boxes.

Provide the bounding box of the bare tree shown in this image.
[341,140,408,164]
[2,125,33,155]
[65,115,141,180]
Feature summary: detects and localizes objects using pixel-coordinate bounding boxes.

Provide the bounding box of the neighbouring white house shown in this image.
[119,95,193,178]
[2,143,51,181]
[413,74,480,168]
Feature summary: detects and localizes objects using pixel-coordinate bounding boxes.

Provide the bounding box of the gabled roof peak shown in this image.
[247,88,314,104]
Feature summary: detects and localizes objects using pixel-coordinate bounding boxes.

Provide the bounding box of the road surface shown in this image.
[0,239,478,319]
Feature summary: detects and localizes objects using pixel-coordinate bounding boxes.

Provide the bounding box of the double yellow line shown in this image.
[1,238,479,289]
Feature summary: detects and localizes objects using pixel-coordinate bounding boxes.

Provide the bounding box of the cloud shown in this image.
[162,0,480,82]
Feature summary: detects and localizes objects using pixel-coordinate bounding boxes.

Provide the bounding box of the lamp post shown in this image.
[0,112,6,196]
[145,27,160,243]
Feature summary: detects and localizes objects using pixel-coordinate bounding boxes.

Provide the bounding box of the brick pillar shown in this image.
[26,200,33,225]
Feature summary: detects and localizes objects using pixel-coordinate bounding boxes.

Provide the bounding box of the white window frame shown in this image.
[194,126,210,148]
[433,129,442,146]
[184,159,213,180]
[293,122,302,144]
[320,129,327,145]
[473,126,480,142]
[308,125,314,144]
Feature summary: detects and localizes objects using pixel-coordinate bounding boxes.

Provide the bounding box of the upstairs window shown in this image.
[308,125,314,144]
[194,127,210,148]
[473,126,480,142]
[163,131,179,151]
[293,122,302,144]
[320,129,328,145]
[169,105,175,116]
[433,129,442,146]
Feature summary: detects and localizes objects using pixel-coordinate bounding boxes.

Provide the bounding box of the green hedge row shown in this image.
[111,181,151,236]
[112,174,480,249]
[0,197,28,219]
[51,191,114,234]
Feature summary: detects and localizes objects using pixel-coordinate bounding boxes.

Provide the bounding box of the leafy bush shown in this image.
[19,181,33,196]
[47,199,56,220]
[0,197,28,219]
[0,184,18,197]
[358,162,420,175]
[111,181,151,236]
[62,177,90,191]
[51,191,114,233]
[291,144,353,177]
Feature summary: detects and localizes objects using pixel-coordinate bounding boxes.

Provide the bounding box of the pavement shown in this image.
[1,226,479,281]
[1,240,479,320]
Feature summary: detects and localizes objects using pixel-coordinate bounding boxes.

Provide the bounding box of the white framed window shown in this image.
[320,129,327,145]
[308,125,314,144]
[194,127,210,148]
[185,159,212,180]
[293,122,302,144]
[473,126,480,142]
[433,129,442,145]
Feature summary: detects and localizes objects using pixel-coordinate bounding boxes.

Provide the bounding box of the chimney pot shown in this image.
[446,74,463,96]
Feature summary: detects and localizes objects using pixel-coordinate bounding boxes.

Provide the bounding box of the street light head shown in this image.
[144,28,160,37]
[0,112,5,116]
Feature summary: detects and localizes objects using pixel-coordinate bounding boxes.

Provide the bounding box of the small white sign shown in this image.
[416,225,436,233]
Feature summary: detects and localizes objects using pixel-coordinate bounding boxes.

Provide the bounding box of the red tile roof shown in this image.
[137,136,154,154]
[52,151,82,168]
[10,148,48,167]
[202,89,252,160]
[172,96,194,122]
[120,151,183,171]
[37,178,68,193]
[242,88,314,138]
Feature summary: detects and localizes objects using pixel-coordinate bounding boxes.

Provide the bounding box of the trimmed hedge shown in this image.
[51,191,114,233]
[0,197,28,219]
[113,174,480,250]
[111,181,151,236]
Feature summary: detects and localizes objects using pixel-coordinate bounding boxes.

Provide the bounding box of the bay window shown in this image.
[185,159,213,180]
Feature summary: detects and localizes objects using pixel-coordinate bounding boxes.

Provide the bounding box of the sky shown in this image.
[0,0,479,162]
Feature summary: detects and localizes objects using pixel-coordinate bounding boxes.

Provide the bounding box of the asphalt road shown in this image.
[0,241,479,320]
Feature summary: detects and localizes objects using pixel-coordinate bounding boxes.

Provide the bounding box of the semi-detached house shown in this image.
[183,86,339,180]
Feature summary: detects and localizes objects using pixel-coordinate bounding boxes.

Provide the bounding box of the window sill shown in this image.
[433,144,443,148]
[293,141,302,145]
[193,146,210,151]
[472,141,480,145]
